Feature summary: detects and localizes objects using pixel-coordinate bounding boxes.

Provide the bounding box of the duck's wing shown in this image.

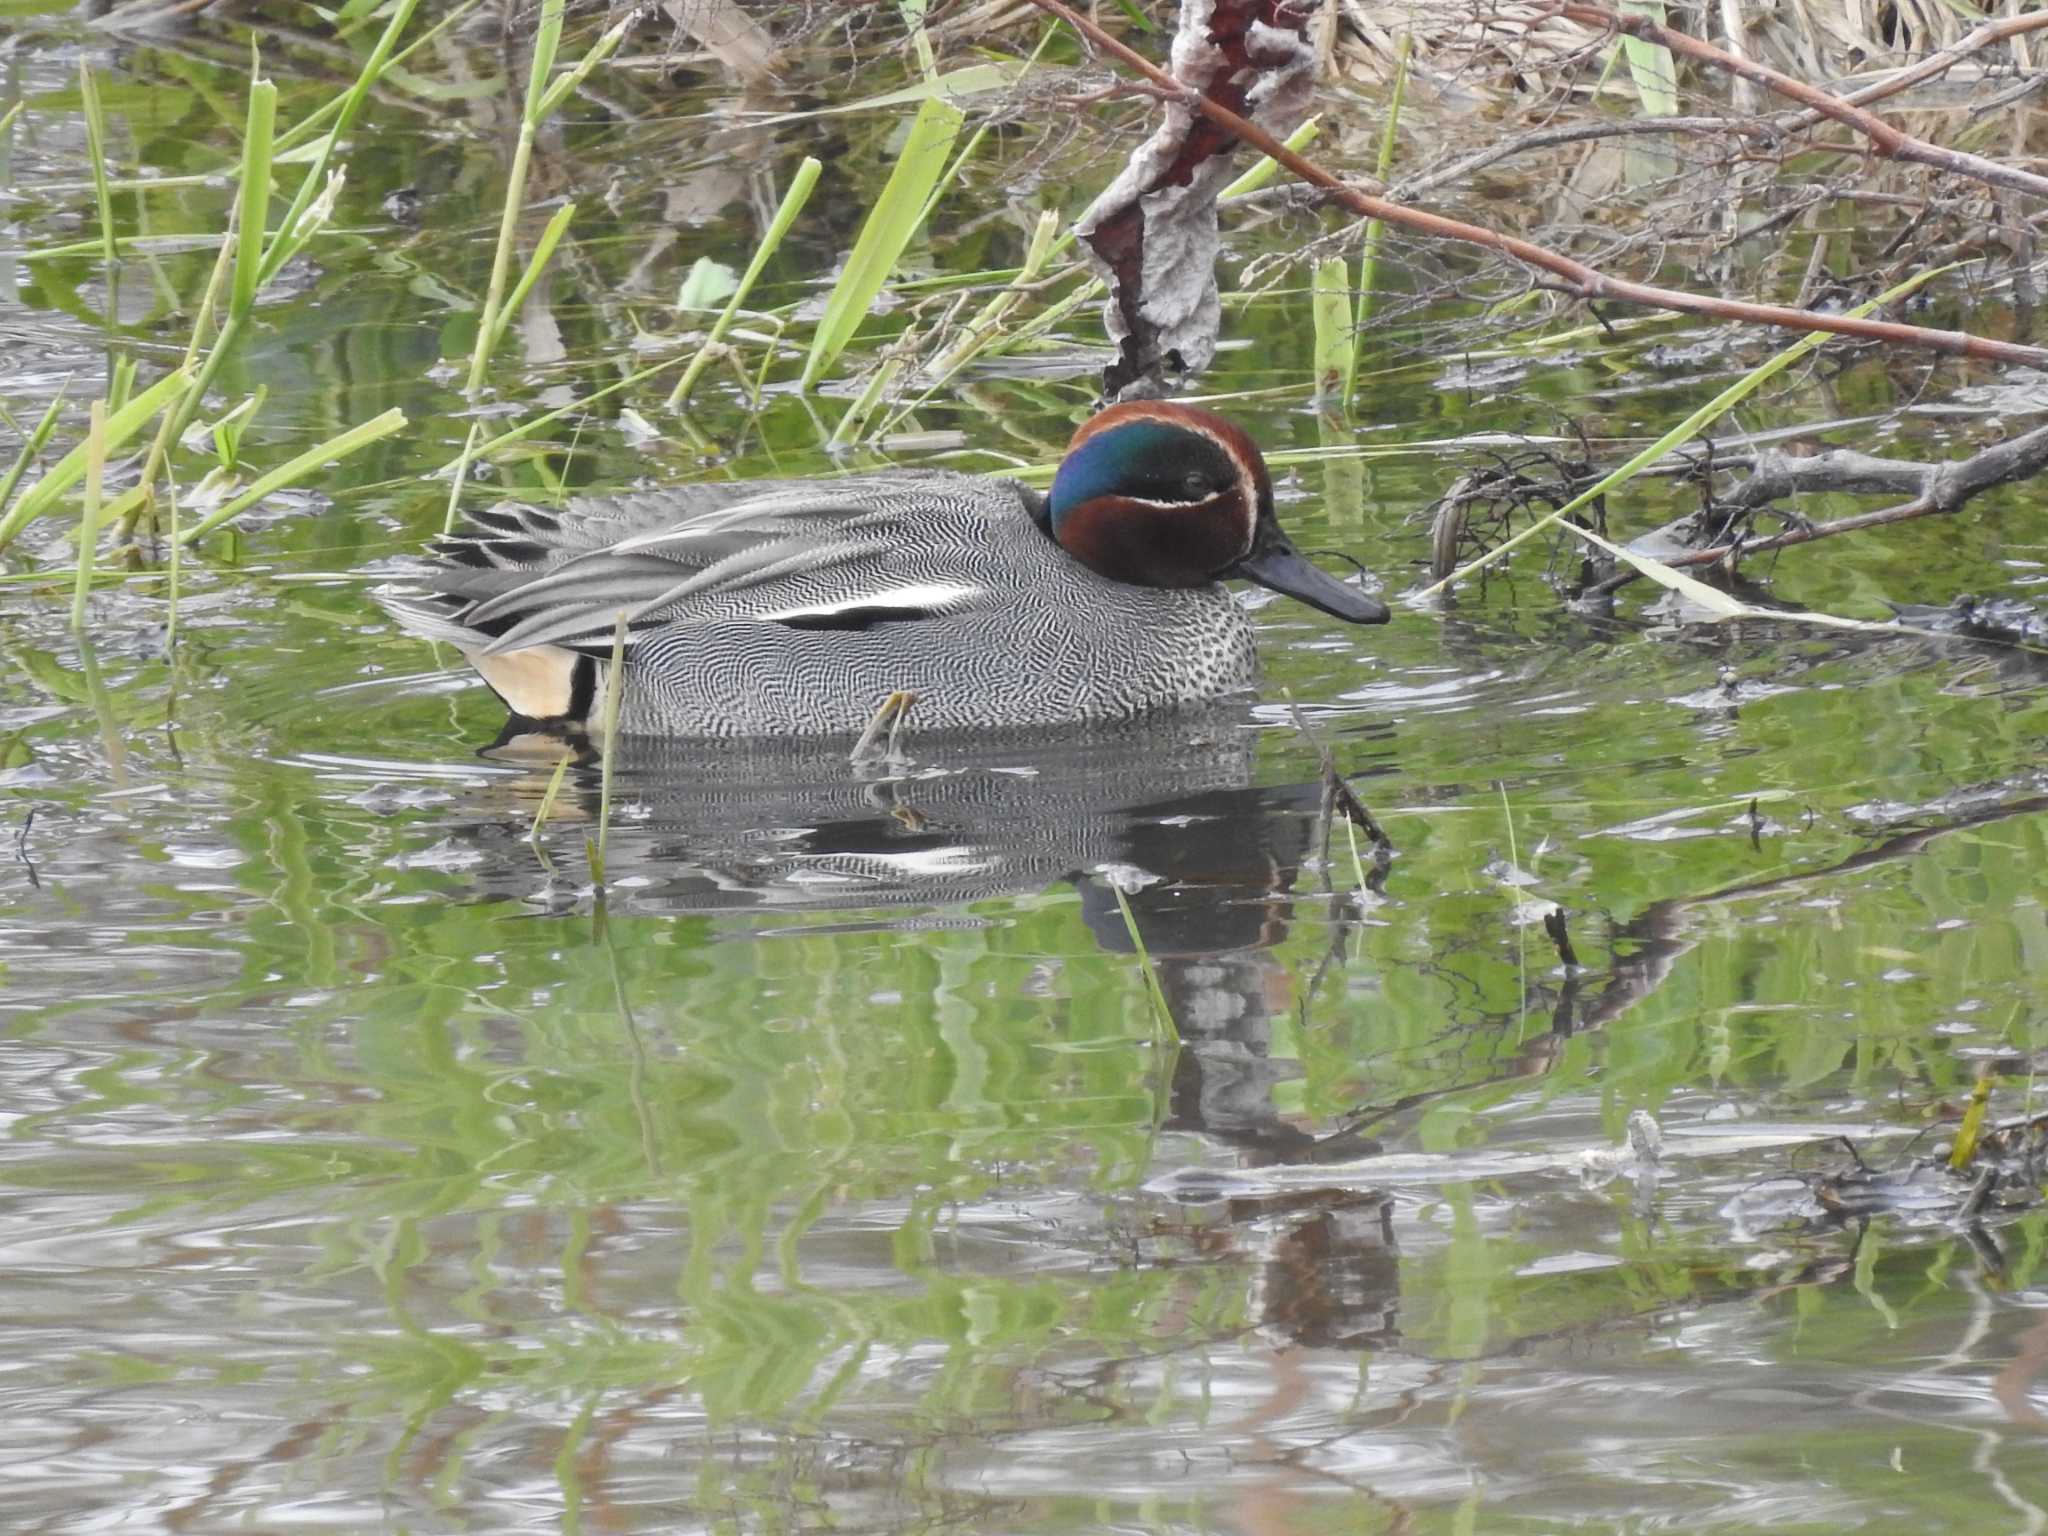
[382,476,1020,660]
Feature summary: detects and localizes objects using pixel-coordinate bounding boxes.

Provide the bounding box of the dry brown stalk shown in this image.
[1553,3,2048,203]
[1019,0,2048,367]
[1399,11,2048,203]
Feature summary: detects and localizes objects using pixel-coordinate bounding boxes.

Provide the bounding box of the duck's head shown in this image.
[1045,402,1390,624]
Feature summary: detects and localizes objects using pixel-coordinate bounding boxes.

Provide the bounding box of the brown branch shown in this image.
[1556,4,2048,202]
[1589,421,2048,594]
[1399,16,2048,202]
[1019,0,2048,368]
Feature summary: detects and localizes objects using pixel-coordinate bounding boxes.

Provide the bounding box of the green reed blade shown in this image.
[107,354,136,415]
[1219,115,1321,202]
[260,0,419,287]
[0,383,72,528]
[165,469,183,653]
[486,201,577,364]
[78,63,116,265]
[1311,257,1354,407]
[463,8,624,396]
[0,367,192,553]
[1354,31,1409,399]
[590,611,627,888]
[669,156,821,407]
[801,97,964,391]
[71,400,107,632]
[1619,1,1678,116]
[1110,881,1174,1042]
[177,408,407,544]
[535,16,628,120]
[274,0,476,154]
[530,749,573,845]
[526,0,564,113]
[233,72,277,321]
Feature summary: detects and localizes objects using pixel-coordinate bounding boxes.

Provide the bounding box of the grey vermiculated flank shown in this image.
[384,471,1260,737]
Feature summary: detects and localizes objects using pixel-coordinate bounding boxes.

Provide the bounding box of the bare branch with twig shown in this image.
[1589,421,2048,595]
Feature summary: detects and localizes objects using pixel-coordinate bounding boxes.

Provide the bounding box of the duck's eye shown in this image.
[1183,471,1213,499]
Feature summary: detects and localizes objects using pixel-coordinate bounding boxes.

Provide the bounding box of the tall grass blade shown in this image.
[668,156,821,406]
[486,200,577,362]
[828,351,907,449]
[526,0,565,104]
[71,400,107,632]
[530,749,573,845]
[0,367,192,553]
[165,469,182,653]
[260,0,418,285]
[589,611,627,888]
[78,64,116,266]
[121,218,235,542]
[534,17,629,119]
[107,354,136,414]
[800,98,964,391]
[466,0,560,394]
[1219,116,1321,202]
[273,0,474,156]
[442,419,484,537]
[233,72,278,320]
[874,209,1064,435]
[177,407,407,544]
[0,385,72,528]
[1110,880,1174,1041]
[1618,2,1679,115]
[1619,1,1679,184]
[261,168,346,280]
[1562,520,1895,633]
[752,61,1026,123]
[462,10,623,396]
[1311,257,1354,407]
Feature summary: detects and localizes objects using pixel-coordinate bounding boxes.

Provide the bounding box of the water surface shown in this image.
[3,9,2047,1532]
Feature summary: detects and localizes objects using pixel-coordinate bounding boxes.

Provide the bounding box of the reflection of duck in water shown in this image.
[381,402,1387,738]
[453,712,1402,1349]
[464,712,1262,913]
[478,716,1381,1153]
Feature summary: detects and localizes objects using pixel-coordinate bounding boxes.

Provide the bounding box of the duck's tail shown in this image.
[377,502,602,725]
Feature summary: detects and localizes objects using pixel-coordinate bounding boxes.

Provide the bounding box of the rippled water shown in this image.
[5,8,2048,1533]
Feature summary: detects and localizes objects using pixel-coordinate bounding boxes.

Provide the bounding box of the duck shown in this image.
[383,401,1390,738]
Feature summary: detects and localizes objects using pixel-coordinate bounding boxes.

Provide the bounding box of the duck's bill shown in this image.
[1233,540,1390,624]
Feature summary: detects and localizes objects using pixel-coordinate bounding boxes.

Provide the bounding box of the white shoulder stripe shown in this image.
[756,582,980,623]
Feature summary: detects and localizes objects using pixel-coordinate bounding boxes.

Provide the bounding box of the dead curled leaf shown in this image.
[1075,0,1317,401]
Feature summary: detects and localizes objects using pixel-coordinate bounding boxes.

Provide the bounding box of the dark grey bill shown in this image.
[1232,535,1390,624]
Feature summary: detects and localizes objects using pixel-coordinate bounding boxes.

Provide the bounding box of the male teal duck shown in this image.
[385,401,1389,737]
